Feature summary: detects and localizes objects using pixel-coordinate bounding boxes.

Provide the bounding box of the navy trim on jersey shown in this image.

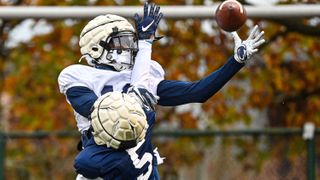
[157,57,244,106]
[66,87,97,118]
[101,85,114,95]
[94,64,117,71]
[66,83,131,118]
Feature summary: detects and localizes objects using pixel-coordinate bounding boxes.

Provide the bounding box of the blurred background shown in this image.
[0,0,319,179]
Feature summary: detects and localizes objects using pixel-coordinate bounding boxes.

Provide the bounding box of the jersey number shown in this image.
[126,140,153,180]
[104,85,153,179]
[101,84,131,95]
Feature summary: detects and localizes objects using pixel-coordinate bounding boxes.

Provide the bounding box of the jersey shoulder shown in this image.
[59,64,92,78]
[58,64,95,94]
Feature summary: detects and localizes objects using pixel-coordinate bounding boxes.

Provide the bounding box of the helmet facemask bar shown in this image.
[98,30,139,71]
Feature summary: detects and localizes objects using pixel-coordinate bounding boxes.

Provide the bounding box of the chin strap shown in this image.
[78,55,86,63]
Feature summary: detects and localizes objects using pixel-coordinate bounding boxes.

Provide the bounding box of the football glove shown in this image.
[134,2,163,41]
[128,87,158,112]
[232,25,265,63]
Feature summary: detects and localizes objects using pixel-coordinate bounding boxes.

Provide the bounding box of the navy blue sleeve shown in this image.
[66,86,98,118]
[157,57,244,106]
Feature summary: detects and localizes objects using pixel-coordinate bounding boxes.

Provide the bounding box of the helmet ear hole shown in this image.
[92,46,99,51]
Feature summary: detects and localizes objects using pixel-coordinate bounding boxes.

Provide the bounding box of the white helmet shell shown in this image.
[79,14,135,66]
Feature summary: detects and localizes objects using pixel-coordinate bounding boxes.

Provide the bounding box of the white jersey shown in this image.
[58,60,164,133]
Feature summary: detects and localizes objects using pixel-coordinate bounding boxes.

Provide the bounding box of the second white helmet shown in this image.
[79,14,138,71]
[90,92,148,150]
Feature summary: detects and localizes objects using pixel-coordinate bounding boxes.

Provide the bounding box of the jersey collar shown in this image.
[94,64,116,71]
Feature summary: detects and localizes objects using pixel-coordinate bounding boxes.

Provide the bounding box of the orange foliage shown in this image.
[0,0,319,178]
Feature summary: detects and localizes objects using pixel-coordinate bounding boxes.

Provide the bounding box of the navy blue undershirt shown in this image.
[66,57,244,118]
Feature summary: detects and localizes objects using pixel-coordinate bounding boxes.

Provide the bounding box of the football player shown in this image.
[58,2,264,180]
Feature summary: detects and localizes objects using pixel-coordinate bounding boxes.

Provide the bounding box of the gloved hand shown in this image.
[232,25,265,63]
[128,87,159,112]
[134,2,163,41]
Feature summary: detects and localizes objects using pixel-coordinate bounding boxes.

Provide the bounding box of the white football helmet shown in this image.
[79,14,138,71]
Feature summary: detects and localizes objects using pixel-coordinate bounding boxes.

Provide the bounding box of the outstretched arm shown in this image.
[157,56,243,106]
[157,26,265,106]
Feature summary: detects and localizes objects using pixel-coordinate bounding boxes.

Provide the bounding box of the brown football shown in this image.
[215,0,247,32]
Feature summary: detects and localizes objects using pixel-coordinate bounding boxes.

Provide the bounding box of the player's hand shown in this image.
[231,25,265,63]
[128,87,158,112]
[134,2,163,41]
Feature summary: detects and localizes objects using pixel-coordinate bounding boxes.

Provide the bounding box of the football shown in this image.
[90,91,147,150]
[215,0,247,32]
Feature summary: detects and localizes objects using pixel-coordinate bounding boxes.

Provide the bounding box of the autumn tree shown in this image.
[0,0,319,179]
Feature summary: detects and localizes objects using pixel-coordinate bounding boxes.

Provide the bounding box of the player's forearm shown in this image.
[157,56,244,106]
[130,40,152,89]
[196,56,244,101]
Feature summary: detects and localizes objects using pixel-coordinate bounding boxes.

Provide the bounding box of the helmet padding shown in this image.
[79,14,137,71]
